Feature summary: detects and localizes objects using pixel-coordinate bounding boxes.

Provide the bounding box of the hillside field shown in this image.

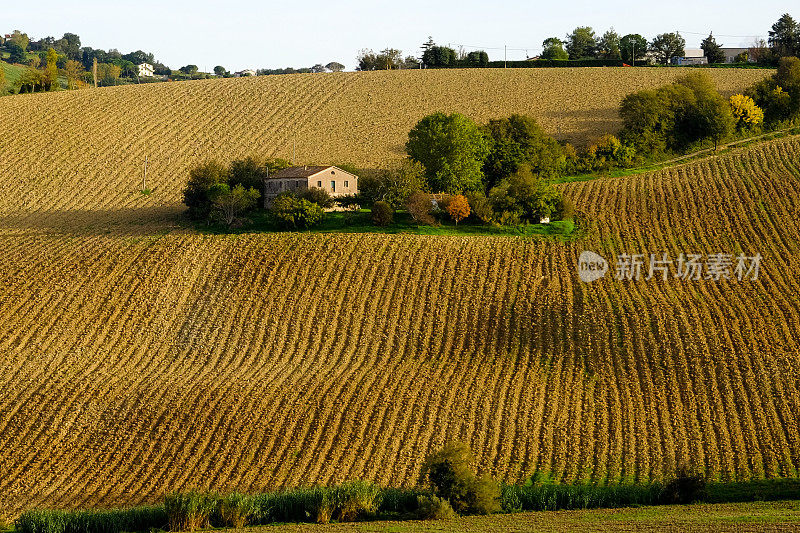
[0,69,799,519]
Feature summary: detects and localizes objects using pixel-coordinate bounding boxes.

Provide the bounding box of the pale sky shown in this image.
[2,1,792,71]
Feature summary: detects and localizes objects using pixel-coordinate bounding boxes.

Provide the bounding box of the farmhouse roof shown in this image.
[268,166,342,179]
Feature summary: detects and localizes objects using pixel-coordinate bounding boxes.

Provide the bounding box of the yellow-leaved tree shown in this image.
[446,194,471,226]
[729,94,764,130]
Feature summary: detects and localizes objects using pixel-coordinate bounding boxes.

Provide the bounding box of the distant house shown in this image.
[721,47,751,63]
[672,49,708,66]
[234,69,257,77]
[262,166,358,207]
[137,63,155,77]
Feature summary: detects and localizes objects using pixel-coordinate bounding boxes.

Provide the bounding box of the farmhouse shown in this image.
[263,165,358,207]
[137,63,154,77]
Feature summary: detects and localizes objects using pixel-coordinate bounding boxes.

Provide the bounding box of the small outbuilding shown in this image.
[262,166,358,208]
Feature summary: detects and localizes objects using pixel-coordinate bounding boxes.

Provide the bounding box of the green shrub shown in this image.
[465,475,501,515]
[183,161,229,220]
[164,491,217,531]
[660,467,707,504]
[415,495,457,520]
[297,187,334,208]
[371,201,394,226]
[465,190,495,224]
[333,481,382,521]
[419,442,500,515]
[270,194,325,229]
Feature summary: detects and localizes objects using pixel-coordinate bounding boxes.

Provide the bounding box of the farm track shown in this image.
[0,70,798,518]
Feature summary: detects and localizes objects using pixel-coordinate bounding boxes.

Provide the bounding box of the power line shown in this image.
[678,30,766,38]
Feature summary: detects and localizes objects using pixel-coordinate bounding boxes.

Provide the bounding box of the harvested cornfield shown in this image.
[1,88,800,522]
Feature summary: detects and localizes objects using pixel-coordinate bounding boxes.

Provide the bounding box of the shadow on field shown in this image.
[541,107,617,146]
[0,206,188,236]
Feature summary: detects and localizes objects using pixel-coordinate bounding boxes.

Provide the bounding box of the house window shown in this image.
[344,181,349,188]
[317,181,322,188]
[331,181,336,192]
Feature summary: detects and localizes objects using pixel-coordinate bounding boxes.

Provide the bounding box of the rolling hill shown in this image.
[0,68,798,519]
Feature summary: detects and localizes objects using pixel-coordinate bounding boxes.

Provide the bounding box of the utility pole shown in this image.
[505,45,507,68]
[92,58,98,88]
[632,42,635,67]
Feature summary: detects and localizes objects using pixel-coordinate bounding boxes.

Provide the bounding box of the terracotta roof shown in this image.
[268,166,333,179]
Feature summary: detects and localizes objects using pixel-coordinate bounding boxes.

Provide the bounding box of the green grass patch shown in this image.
[200,209,580,240]
[1,60,25,93]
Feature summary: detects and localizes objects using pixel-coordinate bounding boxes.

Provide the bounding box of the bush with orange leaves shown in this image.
[446,195,471,225]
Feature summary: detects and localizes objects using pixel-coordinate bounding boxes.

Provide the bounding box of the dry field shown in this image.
[0,70,798,519]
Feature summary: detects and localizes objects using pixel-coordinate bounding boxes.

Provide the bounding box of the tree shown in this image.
[55,33,81,60]
[597,29,621,59]
[748,38,773,64]
[701,33,726,64]
[541,38,568,60]
[180,64,198,75]
[123,50,155,65]
[650,32,686,64]
[65,60,85,89]
[356,49,379,71]
[371,201,394,226]
[483,114,565,188]
[422,46,457,68]
[402,55,420,69]
[419,442,500,515]
[8,30,29,52]
[729,94,764,130]
[565,27,597,59]
[406,191,436,225]
[378,48,403,69]
[492,166,563,223]
[229,156,268,191]
[769,13,800,58]
[620,34,648,64]
[775,55,800,116]
[43,48,59,90]
[297,187,334,208]
[325,62,345,72]
[446,195,470,225]
[214,66,227,76]
[464,51,489,67]
[183,161,229,220]
[422,36,436,54]
[310,64,326,73]
[358,159,427,208]
[210,184,260,226]
[6,42,27,64]
[675,72,734,149]
[271,194,324,229]
[98,63,121,85]
[406,112,490,193]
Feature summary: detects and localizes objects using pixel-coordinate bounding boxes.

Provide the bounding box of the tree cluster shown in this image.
[404,112,569,226]
[183,156,291,225]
